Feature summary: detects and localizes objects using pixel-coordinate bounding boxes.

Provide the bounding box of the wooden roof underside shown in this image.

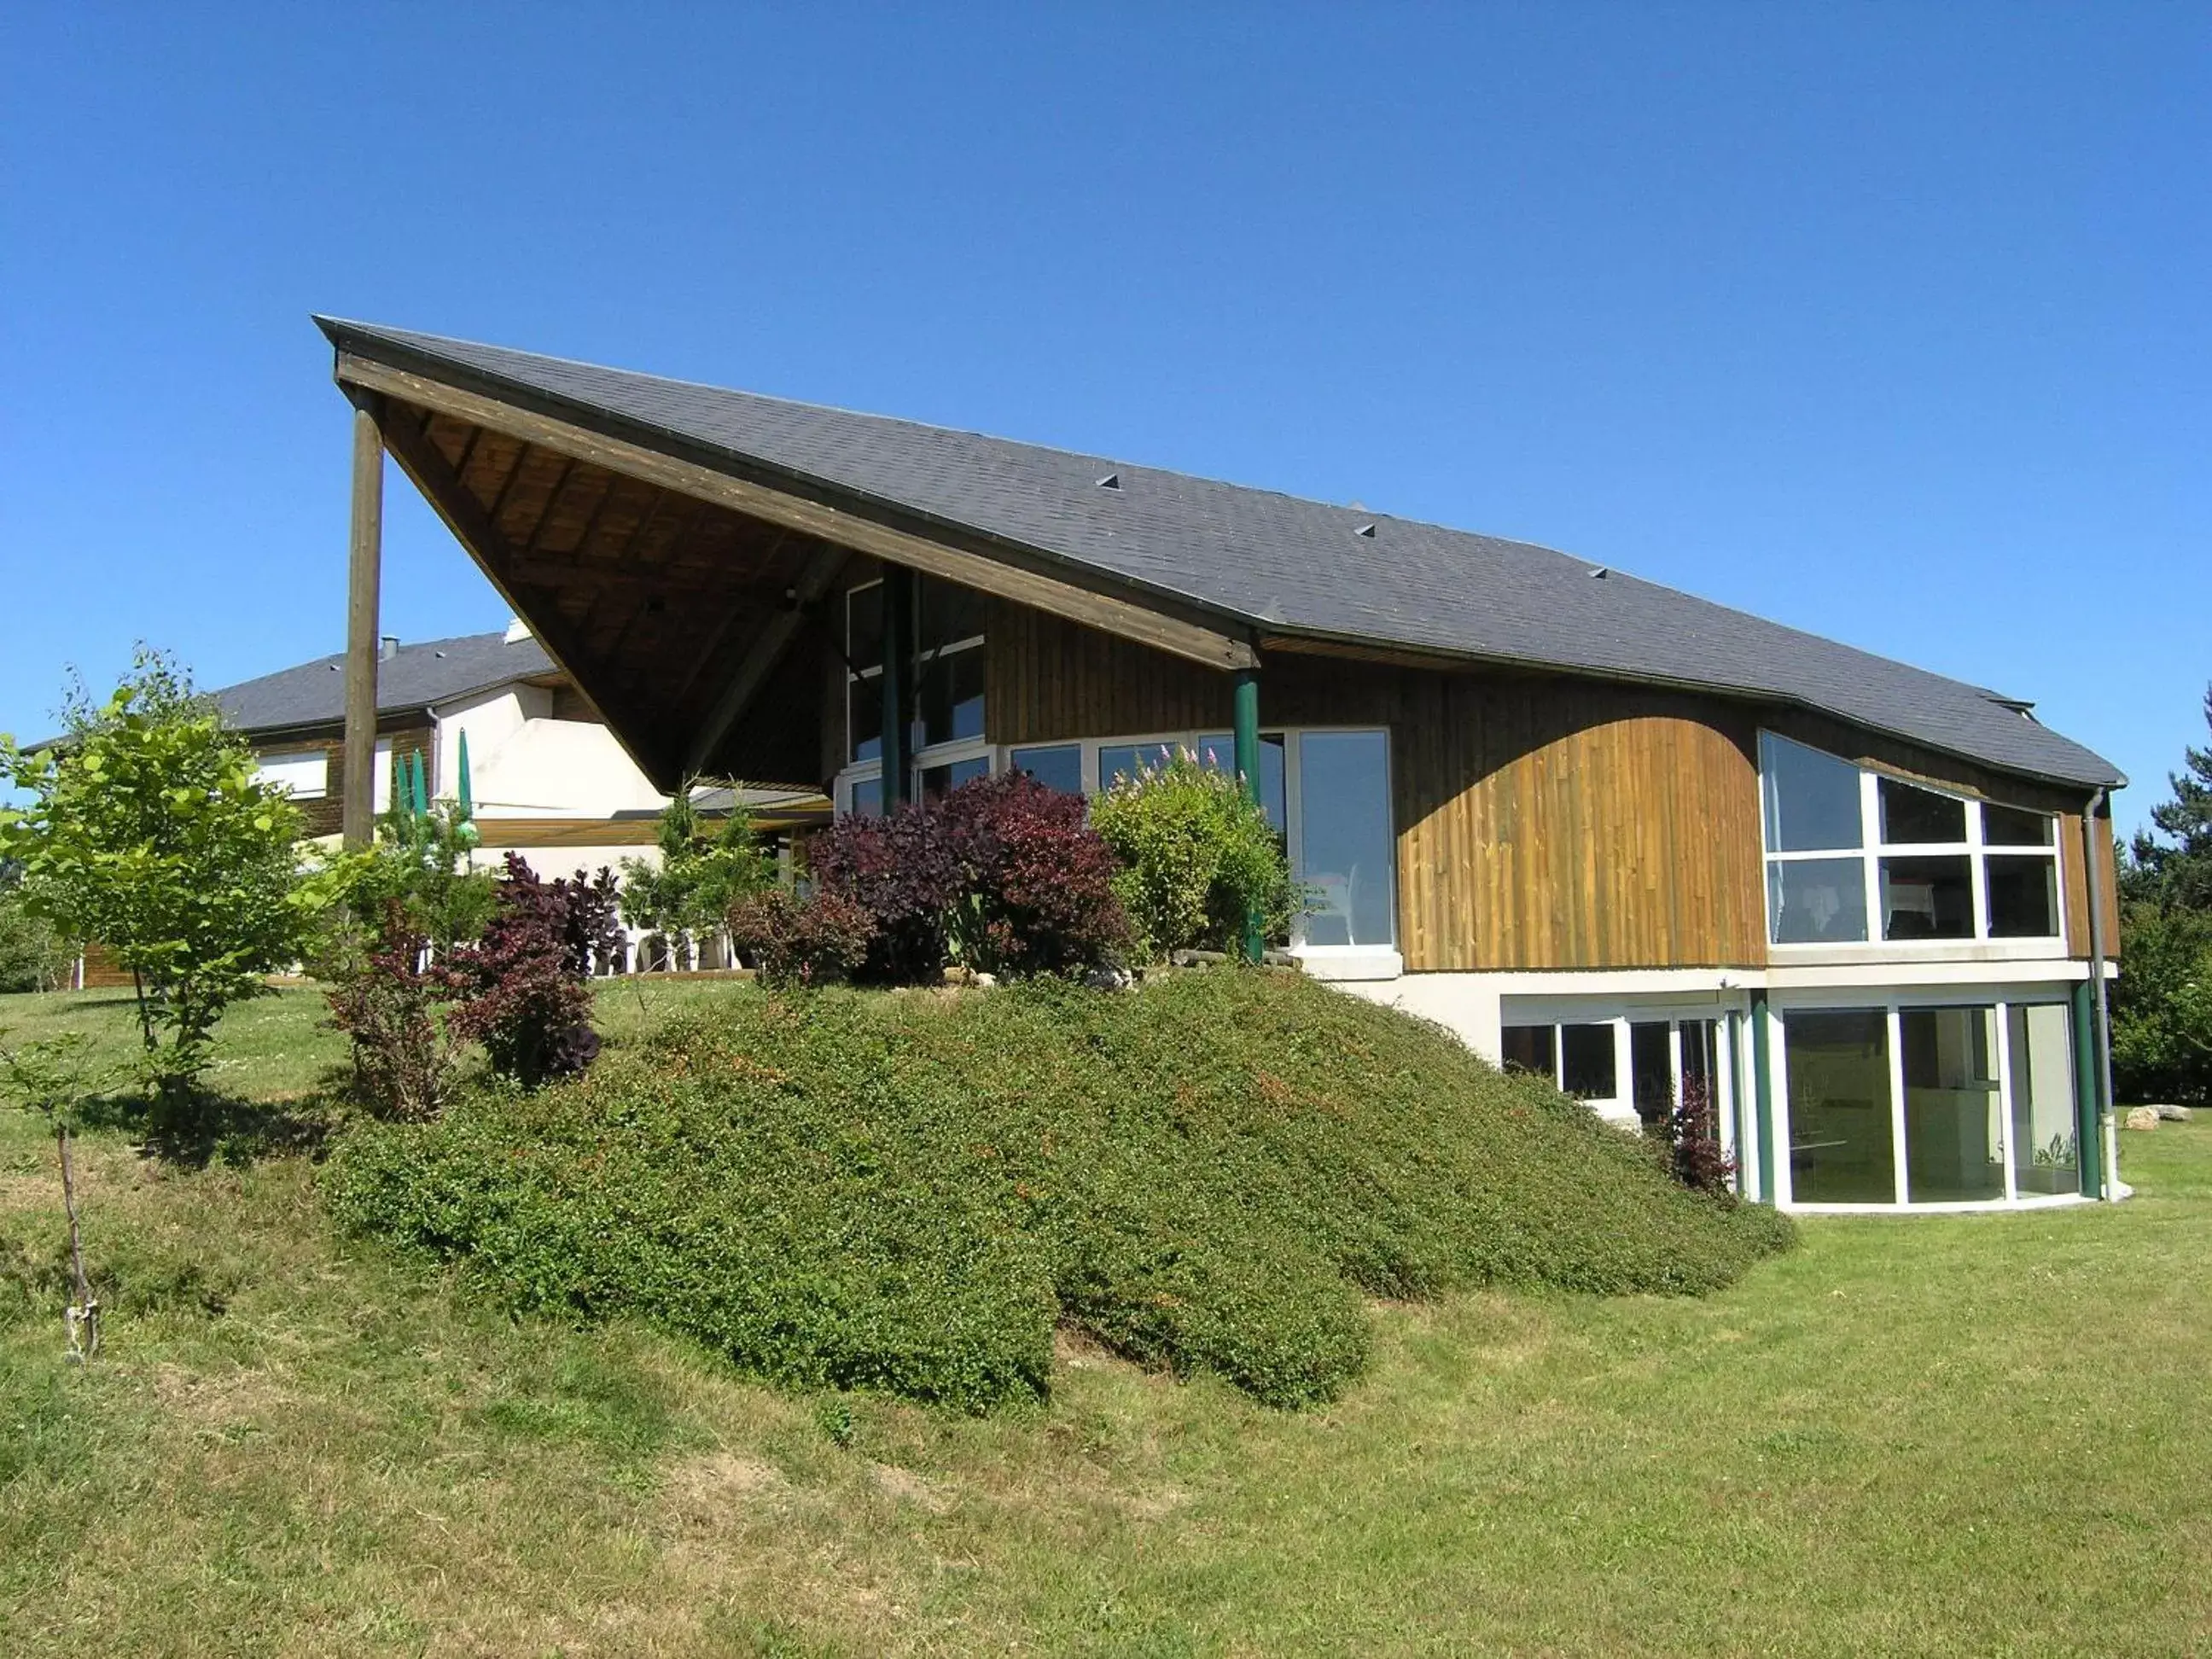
[351,354,1260,795]
[375,395,843,791]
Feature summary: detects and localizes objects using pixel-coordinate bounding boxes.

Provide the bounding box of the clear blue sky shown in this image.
[3,5,2204,830]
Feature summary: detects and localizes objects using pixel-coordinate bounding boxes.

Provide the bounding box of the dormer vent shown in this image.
[1589,567,1610,579]
[1354,523,1377,538]
[1095,472,1121,490]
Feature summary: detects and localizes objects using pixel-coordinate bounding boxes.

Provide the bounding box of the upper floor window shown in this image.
[847,576,987,765]
[1759,731,2059,946]
[255,748,329,800]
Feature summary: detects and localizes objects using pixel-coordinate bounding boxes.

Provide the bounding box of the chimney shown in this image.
[379,636,400,661]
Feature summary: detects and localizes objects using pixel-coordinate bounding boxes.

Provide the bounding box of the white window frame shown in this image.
[1757,731,2064,955]
[255,747,329,800]
[835,725,1400,960]
[1767,987,2083,1212]
[843,577,988,777]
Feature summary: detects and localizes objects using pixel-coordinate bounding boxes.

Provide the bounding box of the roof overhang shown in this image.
[322,319,1258,793]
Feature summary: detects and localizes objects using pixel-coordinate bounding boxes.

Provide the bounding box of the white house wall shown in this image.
[435,687,667,819]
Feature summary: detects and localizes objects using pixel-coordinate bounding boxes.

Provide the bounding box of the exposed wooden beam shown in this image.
[336,354,1258,672]
[370,399,676,788]
[684,542,849,777]
[341,396,384,849]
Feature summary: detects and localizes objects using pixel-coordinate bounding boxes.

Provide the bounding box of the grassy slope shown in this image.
[327,971,1791,1410]
[2,984,2208,1656]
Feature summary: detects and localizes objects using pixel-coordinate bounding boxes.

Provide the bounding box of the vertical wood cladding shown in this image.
[987,607,1770,971]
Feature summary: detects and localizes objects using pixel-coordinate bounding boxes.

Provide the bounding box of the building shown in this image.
[312,317,2128,1214]
[210,621,828,965]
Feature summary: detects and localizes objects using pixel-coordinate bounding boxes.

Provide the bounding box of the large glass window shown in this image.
[1769,859,1870,944]
[1296,731,1394,948]
[1763,733,1863,852]
[2007,1004,2079,1195]
[1499,1021,1616,1102]
[1009,743,1082,795]
[1760,731,2062,946]
[843,575,991,802]
[1901,1007,2002,1202]
[1500,1025,1557,1080]
[1784,1009,1895,1204]
[1779,998,2081,1208]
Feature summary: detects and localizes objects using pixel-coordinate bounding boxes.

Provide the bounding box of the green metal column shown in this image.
[880,568,915,809]
[1232,667,1262,963]
[1750,992,1776,1205]
[2071,979,2103,1198]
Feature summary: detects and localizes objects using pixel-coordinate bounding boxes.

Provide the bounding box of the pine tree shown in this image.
[2127,683,2212,912]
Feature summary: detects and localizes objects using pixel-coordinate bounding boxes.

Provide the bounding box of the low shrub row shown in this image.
[328,969,1796,1412]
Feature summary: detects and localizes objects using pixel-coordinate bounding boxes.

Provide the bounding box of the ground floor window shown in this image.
[1778,997,2079,1207]
[840,725,1395,954]
[1502,1010,1725,1130]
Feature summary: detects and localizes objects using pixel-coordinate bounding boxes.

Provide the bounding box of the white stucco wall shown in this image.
[435,686,666,819]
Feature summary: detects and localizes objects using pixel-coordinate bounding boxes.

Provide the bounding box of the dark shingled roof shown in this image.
[317,318,2123,790]
[212,631,553,735]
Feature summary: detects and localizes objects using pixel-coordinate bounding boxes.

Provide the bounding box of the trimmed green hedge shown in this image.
[327,970,1794,1411]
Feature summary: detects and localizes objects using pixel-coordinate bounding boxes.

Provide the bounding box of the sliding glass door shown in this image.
[1779,998,2081,1208]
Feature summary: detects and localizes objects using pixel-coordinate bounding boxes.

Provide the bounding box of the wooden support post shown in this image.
[1232,667,1262,963]
[341,396,385,849]
[880,566,915,809]
[1750,992,1776,1205]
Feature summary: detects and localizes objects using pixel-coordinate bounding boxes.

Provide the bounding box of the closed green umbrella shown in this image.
[457,730,474,822]
[410,751,429,819]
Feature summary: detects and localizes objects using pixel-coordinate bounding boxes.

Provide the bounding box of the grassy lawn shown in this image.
[3,984,2207,1656]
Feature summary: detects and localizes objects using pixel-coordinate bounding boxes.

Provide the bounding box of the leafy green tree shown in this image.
[2115,684,2212,1104]
[618,783,773,967]
[1089,749,1298,961]
[0,650,327,1111]
[0,868,74,992]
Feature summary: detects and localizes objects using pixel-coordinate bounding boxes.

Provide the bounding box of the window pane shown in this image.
[1761,732,1864,852]
[1500,1025,1556,1080]
[1878,777,1967,845]
[1010,743,1083,795]
[1099,742,1175,790]
[919,754,991,803]
[1784,1009,1895,1204]
[1768,858,1868,943]
[1296,731,1394,948]
[848,673,882,764]
[847,775,882,818]
[1679,1020,1720,1138]
[1879,855,1974,940]
[1560,1024,1617,1100]
[1983,803,2054,847]
[918,577,987,652]
[1902,1006,2001,1202]
[1986,854,2058,937]
[917,644,986,748]
[1631,1022,1673,1131]
[1192,731,1288,831]
[847,583,883,677]
[2008,1004,2079,1195]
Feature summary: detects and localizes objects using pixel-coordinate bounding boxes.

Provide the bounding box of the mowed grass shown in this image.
[2,983,2209,1656]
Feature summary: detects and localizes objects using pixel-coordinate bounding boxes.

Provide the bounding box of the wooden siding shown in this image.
[987,608,1770,971]
[253,721,431,841]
